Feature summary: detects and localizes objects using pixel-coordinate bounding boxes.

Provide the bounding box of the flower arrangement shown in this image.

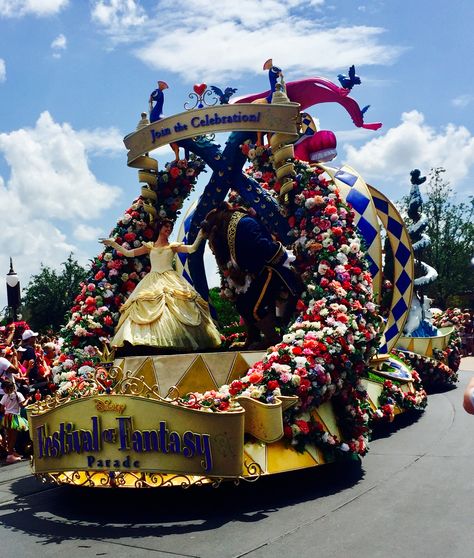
[51,346,100,396]
[432,307,467,330]
[393,349,458,388]
[203,149,383,459]
[369,358,427,423]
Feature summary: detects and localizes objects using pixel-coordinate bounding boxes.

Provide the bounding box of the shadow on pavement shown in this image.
[0,460,364,545]
[370,409,424,440]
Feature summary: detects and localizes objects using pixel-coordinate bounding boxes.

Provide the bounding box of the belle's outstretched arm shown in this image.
[100,239,150,258]
[174,230,206,254]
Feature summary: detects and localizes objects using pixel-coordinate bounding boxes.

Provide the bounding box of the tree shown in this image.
[22,254,88,332]
[402,168,474,307]
[208,287,240,329]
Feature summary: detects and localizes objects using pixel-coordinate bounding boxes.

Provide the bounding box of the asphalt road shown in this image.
[1,358,473,558]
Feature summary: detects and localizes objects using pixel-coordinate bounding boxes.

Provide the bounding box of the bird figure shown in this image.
[251,59,283,145]
[210,85,238,104]
[263,58,283,103]
[149,80,169,123]
[410,168,426,186]
[337,65,361,90]
[148,81,182,161]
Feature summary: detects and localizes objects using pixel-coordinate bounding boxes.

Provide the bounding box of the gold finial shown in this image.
[136,112,150,131]
[271,82,290,105]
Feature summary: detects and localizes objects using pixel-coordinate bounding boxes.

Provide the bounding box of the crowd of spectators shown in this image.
[460,310,474,356]
[0,322,60,465]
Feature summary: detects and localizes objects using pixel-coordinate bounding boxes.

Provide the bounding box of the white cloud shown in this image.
[0,0,69,17]
[0,113,124,307]
[74,224,105,241]
[343,110,474,191]
[91,0,146,42]
[75,126,125,156]
[51,33,67,58]
[138,23,402,82]
[0,58,5,82]
[0,111,122,220]
[91,1,402,80]
[451,94,474,109]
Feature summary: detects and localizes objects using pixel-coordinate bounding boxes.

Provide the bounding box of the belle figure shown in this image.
[101,220,221,351]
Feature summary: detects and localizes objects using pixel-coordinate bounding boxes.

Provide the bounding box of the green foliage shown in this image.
[22,254,88,332]
[401,167,474,307]
[208,287,240,329]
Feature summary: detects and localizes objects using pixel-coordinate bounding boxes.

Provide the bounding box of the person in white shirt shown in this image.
[0,355,19,396]
[0,379,28,464]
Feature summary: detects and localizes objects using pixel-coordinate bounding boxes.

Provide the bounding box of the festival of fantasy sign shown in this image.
[29,394,245,477]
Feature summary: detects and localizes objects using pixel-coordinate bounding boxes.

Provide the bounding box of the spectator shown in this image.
[0,352,19,396]
[0,379,28,464]
[463,376,474,414]
[19,329,41,386]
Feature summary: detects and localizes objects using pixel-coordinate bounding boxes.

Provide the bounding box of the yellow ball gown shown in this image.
[111,242,222,351]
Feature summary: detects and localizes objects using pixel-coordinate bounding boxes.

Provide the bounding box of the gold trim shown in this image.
[253,268,273,320]
[227,211,246,264]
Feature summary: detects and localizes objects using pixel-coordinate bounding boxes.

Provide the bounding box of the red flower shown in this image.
[170,167,181,179]
[124,232,136,243]
[292,346,303,355]
[229,380,243,395]
[332,226,343,236]
[267,380,279,391]
[248,370,263,384]
[324,205,337,215]
[94,270,105,281]
[295,419,310,435]
[143,227,154,239]
[218,401,230,411]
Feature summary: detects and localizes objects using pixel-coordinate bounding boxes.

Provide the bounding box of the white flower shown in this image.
[336,252,348,264]
[282,333,295,344]
[74,325,88,337]
[294,356,307,367]
[294,329,305,339]
[63,359,74,370]
[318,263,329,275]
[350,241,360,253]
[340,443,350,452]
[291,375,301,386]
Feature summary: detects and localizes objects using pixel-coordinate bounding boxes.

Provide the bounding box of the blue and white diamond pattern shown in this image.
[368,185,414,354]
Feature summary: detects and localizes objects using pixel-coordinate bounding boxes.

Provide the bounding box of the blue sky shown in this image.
[0,0,473,311]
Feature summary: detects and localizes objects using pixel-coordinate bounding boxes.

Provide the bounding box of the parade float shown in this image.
[395,170,460,388]
[27,60,425,488]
